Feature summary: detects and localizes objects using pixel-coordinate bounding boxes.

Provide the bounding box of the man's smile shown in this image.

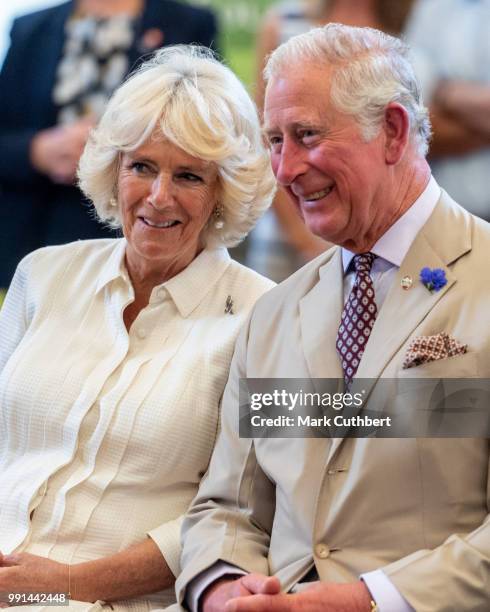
[303,186,334,202]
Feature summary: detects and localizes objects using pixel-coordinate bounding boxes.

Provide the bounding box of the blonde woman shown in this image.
[0,46,275,611]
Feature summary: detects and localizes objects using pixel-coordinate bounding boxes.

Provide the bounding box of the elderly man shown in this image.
[175,24,490,612]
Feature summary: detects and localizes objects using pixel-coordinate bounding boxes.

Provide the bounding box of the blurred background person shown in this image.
[405,0,490,222]
[248,0,416,281]
[0,0,219,292]
[0,45,275,610]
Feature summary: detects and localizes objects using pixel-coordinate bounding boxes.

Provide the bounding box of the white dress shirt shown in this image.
[188,177,441,612]
[0,238,274,611]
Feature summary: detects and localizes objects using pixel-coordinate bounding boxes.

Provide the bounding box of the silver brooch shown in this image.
[224,295,234,314]
[401,275,413,290]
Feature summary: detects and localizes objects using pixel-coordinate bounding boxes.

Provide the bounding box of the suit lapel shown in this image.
[354,236,453,383]
[129,0,166,68]
[327,193,472,462]
[34,2,72,122]
[356,192,471,388]
[299,248,344,382]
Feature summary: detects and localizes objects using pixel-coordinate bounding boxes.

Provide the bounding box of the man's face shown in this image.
[264,63,390,250]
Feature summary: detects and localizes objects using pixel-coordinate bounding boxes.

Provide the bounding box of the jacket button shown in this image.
[315,543,330,559]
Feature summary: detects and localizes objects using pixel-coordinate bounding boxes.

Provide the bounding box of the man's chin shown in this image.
[303,216,344,245]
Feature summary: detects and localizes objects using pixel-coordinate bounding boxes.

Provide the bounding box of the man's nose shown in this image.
[148,174,173,209]
[273,141,306,187]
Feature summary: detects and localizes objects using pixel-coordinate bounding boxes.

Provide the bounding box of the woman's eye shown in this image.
[178,172,202,182]
[130,162,150,174]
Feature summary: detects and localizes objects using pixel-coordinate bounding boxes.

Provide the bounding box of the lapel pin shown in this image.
[401,275,413,290]
[224,295,234,314]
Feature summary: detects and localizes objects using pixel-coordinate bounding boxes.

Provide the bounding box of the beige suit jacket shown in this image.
[176,194,490,612]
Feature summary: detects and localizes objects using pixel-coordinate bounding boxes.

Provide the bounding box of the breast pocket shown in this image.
[397,351,479,379]
[394,353,489,437]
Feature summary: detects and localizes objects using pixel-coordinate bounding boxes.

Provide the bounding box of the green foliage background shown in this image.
[193,0,277,92]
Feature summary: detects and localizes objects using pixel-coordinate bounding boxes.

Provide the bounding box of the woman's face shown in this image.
[117,135,219,281]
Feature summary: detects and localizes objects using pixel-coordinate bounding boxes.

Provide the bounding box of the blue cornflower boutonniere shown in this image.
[419,267,447,293]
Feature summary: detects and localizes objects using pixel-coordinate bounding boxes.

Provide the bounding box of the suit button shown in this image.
[315,543,330,559]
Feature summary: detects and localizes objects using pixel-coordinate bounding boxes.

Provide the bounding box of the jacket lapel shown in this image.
[129,0,165,68]
[327,193,472,462]
[299,247,344,382]
[34,1,72,121]
[356,192,471,386]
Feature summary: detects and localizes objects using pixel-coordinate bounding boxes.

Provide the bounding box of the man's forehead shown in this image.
[265,63,333,97]
[263,65,333,127]
[264,91,329,134]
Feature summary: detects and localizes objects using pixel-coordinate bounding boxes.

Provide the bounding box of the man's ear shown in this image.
[383,102,410,164]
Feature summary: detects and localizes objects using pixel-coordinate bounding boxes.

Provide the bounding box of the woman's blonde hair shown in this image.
[79,45,276,247]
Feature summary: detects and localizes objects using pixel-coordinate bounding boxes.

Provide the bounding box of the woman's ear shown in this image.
[383,102,410,165]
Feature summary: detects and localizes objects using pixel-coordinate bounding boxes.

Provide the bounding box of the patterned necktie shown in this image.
[336,253,377,387]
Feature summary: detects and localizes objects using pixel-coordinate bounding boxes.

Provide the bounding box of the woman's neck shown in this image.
[75,0,143,18]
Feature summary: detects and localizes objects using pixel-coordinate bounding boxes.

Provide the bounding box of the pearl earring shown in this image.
[213,204,224,229]
[109,197,117,207]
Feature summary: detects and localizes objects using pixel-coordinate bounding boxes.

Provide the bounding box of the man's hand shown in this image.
[0,551,69,601]
[202,573,280,612]
[30,117,94,184]
[224,579,373,612]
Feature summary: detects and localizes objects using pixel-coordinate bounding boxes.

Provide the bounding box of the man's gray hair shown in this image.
[79,45,275,247]
[264,23,431,156]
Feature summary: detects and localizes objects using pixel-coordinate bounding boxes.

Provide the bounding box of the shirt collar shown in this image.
[157,247,231,317]
[95,239,231,317]
[342,176,440,273]
[95,238,129,293]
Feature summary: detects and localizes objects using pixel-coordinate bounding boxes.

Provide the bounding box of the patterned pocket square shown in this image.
[402,332,468,370]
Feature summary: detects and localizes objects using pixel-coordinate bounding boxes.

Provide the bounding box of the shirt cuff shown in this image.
[362,569,414,612]
[186,561,245,612]
[147,515,184,579]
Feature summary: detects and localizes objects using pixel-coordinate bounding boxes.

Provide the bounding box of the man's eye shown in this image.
[299,130,317,142]
[268,136,282,150]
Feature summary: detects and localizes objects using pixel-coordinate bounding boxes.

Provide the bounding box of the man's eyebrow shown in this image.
[293,120,323,131]
[262,126,278,138]
[262,121,323,136]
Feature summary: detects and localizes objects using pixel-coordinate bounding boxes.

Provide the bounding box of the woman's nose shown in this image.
[147,174,173,209]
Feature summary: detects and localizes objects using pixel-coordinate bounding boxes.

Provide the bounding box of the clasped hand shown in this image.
[0,551,68,606]
[202,573,373,612]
